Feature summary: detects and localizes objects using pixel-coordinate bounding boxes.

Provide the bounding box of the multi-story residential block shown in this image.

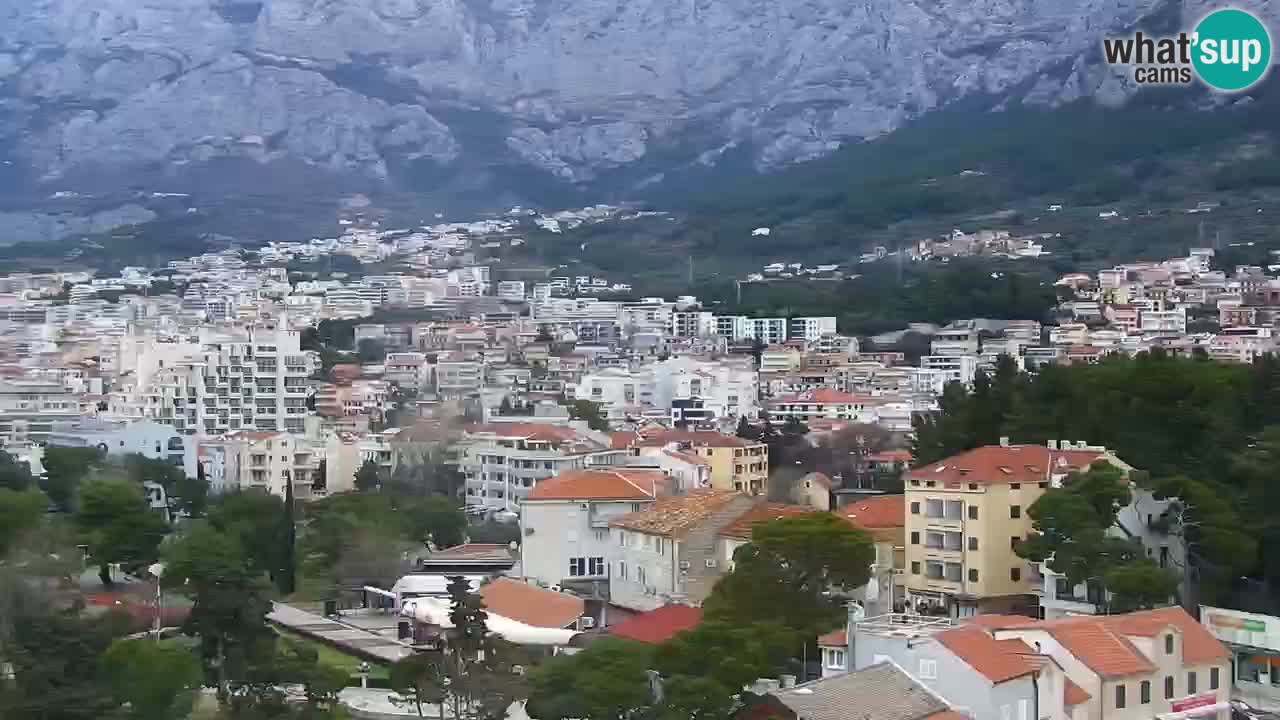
[788,316,838,342]
[223,430,321,500]
[495,281,526,301]
[1142,307,1188,335]
[0,380,85,445]
[46,419,198,479]
[518,468,670,590]
[384,352,430,393]
[748,317,789,345]
[904,441,1124,618]
[458,422,625,512]
[759,346,803,373]
[919,354,979,387]
[573,357,758,422]
[434,353,484,399]
[314,380,389,421]
[767,388,882,424]
[608,490,757,611]
[109,322,312,435]
[632,429,768,495]
[670,311,717,338]
[931,327,980,356]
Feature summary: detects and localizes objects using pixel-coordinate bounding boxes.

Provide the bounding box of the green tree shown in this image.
[162,523,276,696]
[358,338,388,363]
[391,653,449,719]
[75,477,169,587]
[354,459,383,492]
[99,639,203,720]
[0,448,35,491]
[122,453,207,518]
[0,488,48,556]
[278,477,297,595]
[526,637,655,720]
[406,496,468,547]
[207,491,288,578]
[0,609,126,720]
[1017,462,1180,610]
[655,619,798,693]
[41,447,104,511]
[568,399,610,432]
[703,513,874,634]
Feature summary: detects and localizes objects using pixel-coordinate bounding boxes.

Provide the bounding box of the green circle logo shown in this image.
[1192,9,1272,91]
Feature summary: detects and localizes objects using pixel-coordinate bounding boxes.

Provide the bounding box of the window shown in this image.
[825,649,846,670]
[1187,671,1197,694]
[1011,567,1022,582]
[1039,482,1048,488]
[1010,505,1021,519]
[1115,684,1126,709]
[1211,667,1220,690]
[911,531,920,545]
[588,557,604,575]
[968,505,978,520]
[968,537,978,551]
[1140,680,1151,704]
[1164,676,1174,699]
[569,557,586,576]
[918,659,937,680]
[968,483,979,490]
[637,566,647,585]
[1010,483,1021,490]
[1165,634,1175,654]
[911,561,921,574]
[1011,536,1021,550]
[968,568,979,582]
[618,561,627,580]
[910,501,920,514]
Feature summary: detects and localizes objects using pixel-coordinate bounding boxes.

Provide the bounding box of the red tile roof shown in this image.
[635,429,757,448]
[1064,677,1091,706]
[936,627,1038,683]
[839,495,905,530]
[609,490,744,537]
[718,503,815,539]
[818,627,848,647]
[608,604,704,644]
[527,468,669,501]
[771,388,880,405]
[908,445,1110,486]
[479,578,584,629]
[966,607,1228,678]
[608,431,640,450]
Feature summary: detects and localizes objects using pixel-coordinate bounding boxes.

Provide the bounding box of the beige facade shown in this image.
[224,430,322,500]
[904,442,1120,617]
[634,430,768,495]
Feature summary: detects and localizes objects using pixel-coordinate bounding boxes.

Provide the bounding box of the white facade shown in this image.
[520,496,655,588]
[790,316,838,342]
[46,419,198,479]
[920,354,979,387]
[108,322,313,435]
[224,431,321,500]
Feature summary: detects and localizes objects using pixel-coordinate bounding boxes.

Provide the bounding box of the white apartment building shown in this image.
[434,354,484,398]
[0,380,85,445]
[458,422,625,512]
[573,357,758,422]
[495,281,526,301]
[749,317,789,345]
[790,316,838,342]
[931,328,980,356]
[671,311,717,338]
[223,430,321,500]
[108,322,313,435]
[920,354,979,387]
[385,353,430,393]
[518,468,668,589]
[46,419,198,479]
[1142,307,1188,335]
[767,388,882,423]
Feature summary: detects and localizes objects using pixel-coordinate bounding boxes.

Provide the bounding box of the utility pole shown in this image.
[687,256,694,287]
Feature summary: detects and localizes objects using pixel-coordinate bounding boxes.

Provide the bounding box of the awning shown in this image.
[1156,701,1230,720]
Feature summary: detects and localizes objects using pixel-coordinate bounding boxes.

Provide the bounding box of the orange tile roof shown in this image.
[908,445,1109,486]
[663,449,711,467]
[818,627,848,647]
[936,627,1037,683]
[1100,606,1229,665]
[1047,619,1154,677]
[771,388,881,405]
[1064,677,1091,706]
[718,503,815,539]
[527,468,669,501]
[926,712,969,720]
[479,578,584,629]
[635,429,757,448]
[608,604,703,644]
[608,431,640,450]
[609,490,743,537]
[839,495,905,530]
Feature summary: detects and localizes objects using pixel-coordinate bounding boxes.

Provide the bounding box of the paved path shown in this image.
[267,602,416,664]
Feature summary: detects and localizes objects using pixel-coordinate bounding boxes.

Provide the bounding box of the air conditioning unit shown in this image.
[578,616,596,630]
[550,584,562,592]
[679,560,691,570]
[705,559,718,568]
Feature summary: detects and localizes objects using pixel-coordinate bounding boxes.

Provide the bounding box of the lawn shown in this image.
[275,629,392,681]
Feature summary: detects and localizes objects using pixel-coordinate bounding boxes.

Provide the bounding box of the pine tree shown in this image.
[354,459,382,493]
[446,575,490,662]
[277,478,297,595]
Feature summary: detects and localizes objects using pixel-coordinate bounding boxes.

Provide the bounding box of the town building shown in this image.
[631,429,768,495]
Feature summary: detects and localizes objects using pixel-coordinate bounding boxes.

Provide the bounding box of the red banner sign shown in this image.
[1170,693,1217,713]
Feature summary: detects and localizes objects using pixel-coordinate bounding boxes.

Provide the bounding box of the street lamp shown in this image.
[149,562,165,643]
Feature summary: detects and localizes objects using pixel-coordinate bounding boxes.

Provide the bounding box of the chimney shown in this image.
[1047,440,1058,450]
[999,436,1010,447]
[780,674,797,689]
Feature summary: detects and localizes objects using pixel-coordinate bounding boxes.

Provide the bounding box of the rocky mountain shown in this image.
[0,0,1274,211]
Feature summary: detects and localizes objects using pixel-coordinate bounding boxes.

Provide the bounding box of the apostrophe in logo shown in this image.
[1102,7,1272,92]
[1191,9,1272,91]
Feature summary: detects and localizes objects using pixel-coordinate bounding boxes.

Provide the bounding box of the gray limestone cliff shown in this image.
[0,0,1275,191]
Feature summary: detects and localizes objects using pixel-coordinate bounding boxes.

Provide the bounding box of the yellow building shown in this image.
[904,440,1122,618]
[634,429,769,495]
